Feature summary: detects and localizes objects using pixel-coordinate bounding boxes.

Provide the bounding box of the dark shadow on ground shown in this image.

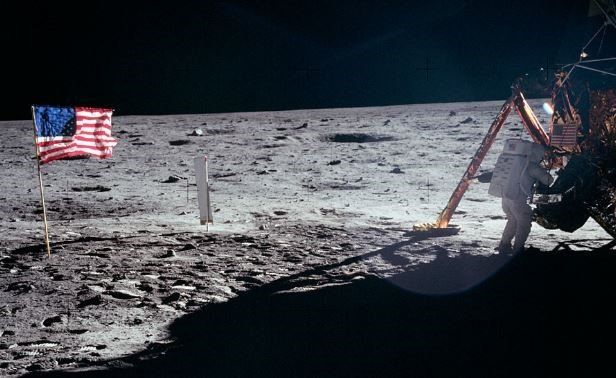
[26,242,616,378]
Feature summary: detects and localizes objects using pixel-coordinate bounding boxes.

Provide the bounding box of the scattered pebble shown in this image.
[187,128,203,136]
[161,176,182,183]
[156,249,176,258]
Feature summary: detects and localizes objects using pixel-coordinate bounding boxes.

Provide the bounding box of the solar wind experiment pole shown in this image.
[31,105,118,257]
[195,155,213,231]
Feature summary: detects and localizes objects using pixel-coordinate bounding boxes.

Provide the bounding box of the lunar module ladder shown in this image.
[426,84,550,230]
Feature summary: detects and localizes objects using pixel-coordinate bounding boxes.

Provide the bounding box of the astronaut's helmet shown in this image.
[528,143,547,162]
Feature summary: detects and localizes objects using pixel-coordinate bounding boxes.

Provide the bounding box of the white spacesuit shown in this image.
[501,143,553,253]
[489,140,554,254]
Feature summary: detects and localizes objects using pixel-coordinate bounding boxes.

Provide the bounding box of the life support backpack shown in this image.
[488,139,535,198]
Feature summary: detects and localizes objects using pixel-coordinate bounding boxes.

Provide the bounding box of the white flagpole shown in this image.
[31,106,51,257]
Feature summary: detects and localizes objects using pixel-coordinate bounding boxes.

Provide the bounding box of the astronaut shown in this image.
[496,141,554,254]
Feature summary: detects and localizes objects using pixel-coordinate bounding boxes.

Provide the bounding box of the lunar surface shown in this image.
[1,99,614,377]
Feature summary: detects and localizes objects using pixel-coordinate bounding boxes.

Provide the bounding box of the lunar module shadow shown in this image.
[26,237,616,378]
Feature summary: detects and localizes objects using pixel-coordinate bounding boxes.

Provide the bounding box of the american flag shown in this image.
[33,106,118,164]
[550,123,578,148]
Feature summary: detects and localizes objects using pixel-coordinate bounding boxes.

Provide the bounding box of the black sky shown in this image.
[1,0,610,120]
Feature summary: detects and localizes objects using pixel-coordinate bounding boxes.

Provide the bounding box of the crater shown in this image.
[323,133,395,143]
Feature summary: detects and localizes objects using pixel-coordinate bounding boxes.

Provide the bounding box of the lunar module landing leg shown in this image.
[414,83,550,232]
[415,80,616,239]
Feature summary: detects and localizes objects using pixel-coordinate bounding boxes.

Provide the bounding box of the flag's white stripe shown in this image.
[77,125,111,131]
[35,126,112,140]
[76,111,112,118]
[77,126,112,134]
[72,146,113,156]
[38,137,116,150]
[77,119,112,126]
[74,140,117,148]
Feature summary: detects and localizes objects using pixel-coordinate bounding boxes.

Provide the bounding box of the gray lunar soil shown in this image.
[1,100,613,376]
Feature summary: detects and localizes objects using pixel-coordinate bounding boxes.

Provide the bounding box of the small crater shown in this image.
[323,133,395,143]
[71,186,111,192]
[169,140,191,146]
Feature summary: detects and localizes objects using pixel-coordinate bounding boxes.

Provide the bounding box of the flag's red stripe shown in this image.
[77,121,112,128]
[73,134,116,142]
[37,139,72,148]
[76,123,111,131]
[39,143,76,155]
[40,147,114,163]
[75,107,113,114]
[78,130,112,137]
[75,131,114,138]
[39,145,73,155]
[77,113,111,118]
[77,121,112,127]
[41,152,86,164]
[76,131,113,137]
[73,140,117,148]
[41,150,113,164]
[40,142,116,157]
[77,113,111,119]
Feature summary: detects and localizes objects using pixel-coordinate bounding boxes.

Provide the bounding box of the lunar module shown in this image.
[533,82,616,238]
[418,1,616,239]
